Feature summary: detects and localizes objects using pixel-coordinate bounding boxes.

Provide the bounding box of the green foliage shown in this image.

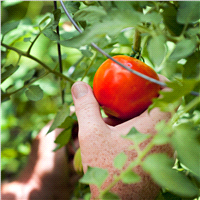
[1,1,200,199]
[79,166,109,188]
[142,153,199,198]
[121,169,141,184]
[172,123,200,177]
[25,85,43,101]
[73,147,83,174]
[147,35,166,66]
[101,191,121,200]
[113,152,127,170]
[177,1,200,24]
[122,127,151,145]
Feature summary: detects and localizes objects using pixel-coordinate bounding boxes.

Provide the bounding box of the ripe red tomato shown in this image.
[93,55,161,120]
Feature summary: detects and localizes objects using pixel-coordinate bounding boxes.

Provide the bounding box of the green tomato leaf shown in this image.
[79,166,109,188]
[84,193,91,200]
[74,6,107,24]
[162,4,183,36]
[25,85,43,101]
[153,121,171,145]
[1,21,20,35]
[63,1,80,14]
[150,79,198,112]
[52,9,61,29]
[177,1,200,24]
[1,90,10,102]
[142,12,162,25]
[73,148,83,174]
[142,153,199,198]
[54,128,72,149]
[122,127,150,145]
[23,37,31,42]
[169,39,196,61]
[182,52,200,79]
[79,46,93,57]
[58,116,75,129]
[147,35,166,66]
[122,169,141,184]
[101,191,120,200]
[42,28,59,41]
[1,64,19,83]
[172,123,200,177]
[2,0,22,7]
[113,152,127,170]
[47,103,70,134]
[60,9,141,48]
[22,69,35,81]
[1,148,18,159]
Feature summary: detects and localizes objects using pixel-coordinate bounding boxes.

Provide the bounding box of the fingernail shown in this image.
[72,82,88,99]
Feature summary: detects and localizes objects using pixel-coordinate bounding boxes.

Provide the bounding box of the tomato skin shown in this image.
[93,55,161,120]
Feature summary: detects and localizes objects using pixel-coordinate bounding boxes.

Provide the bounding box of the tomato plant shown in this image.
[93,55,160,120]
[1,1,200,200]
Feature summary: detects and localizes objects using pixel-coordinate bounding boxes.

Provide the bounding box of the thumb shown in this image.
[71,81,105,131]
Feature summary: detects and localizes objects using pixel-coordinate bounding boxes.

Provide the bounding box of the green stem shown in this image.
[171,96,200,125]
[133,29,141,54]
[81,52,97,81]
[1,43,75,84]
[27,32,41,55]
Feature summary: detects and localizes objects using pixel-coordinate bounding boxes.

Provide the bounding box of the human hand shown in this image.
[1,122,77,200]
[71,75,174,200]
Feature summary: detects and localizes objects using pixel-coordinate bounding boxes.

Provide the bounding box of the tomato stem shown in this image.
[133,30,142,58]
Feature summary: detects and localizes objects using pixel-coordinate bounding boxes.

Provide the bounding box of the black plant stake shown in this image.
[54,1,65,104]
